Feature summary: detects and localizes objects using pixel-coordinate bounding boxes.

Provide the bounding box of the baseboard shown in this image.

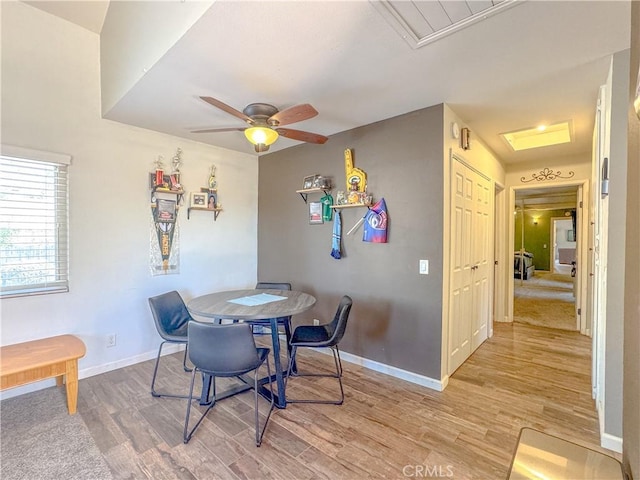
[601,431,623,453]
[1,342,445,401]
[312,347,447,392]
[79,344,184,379]
[598,402,624,453]
[0,344,185,401]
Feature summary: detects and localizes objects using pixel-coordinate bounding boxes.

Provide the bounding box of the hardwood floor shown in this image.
[78,322,613,479]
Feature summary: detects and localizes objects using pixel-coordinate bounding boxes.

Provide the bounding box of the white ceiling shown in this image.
[24,1,631,165]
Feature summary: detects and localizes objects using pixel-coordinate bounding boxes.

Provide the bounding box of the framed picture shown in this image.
[309,201,323,224]
[190,192,207,208]
[302,175,316,190]
[207,192,217,209]
[156,198,176,222]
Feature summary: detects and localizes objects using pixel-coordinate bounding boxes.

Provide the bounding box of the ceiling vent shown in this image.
[371,0,520,49]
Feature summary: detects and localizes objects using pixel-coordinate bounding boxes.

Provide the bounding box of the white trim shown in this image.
[313,347,447,392]
[80,344,184,379]
[0,344,184,401]
[601,432,623,453]
[598,403,623,453]
[1,144,71,165]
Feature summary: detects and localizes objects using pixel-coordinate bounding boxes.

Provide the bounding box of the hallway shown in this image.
[513,264,577,331]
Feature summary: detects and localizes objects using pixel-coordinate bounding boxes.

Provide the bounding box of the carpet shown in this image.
[0,387,112,480]
[514,271,577,331]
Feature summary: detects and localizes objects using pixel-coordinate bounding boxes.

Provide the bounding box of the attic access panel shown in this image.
[371,0,520,49]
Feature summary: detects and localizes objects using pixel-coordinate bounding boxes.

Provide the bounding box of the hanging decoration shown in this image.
[344,148,370,205]
[149,149,184,275]
[520,167,574,183]
[363,198,388,243]
[330,211,342,259]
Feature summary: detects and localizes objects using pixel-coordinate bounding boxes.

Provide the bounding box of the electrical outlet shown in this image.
[106,334,116,348]
[313,319,320,326]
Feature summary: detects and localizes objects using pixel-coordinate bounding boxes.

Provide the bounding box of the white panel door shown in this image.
[471,170,491,350]
[449,160,473,373]
[449,159,492,374]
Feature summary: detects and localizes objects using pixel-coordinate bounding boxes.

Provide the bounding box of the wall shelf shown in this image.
[296,187,331,204]
[151,187,184,204]
[187,206,222,221]
[330,203,371,209]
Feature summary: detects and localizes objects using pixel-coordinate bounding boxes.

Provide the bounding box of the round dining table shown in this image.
[187,289,316,408]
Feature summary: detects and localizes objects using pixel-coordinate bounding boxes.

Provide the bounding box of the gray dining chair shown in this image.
[184,322,275,446]
[148,290,193,399]
[285,295,352,405]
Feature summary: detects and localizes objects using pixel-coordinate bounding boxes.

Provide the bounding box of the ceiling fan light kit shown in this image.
[244,126,279,148]
[194,96,328,152]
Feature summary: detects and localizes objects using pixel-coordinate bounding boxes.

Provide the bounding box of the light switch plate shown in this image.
[419,259,429,275]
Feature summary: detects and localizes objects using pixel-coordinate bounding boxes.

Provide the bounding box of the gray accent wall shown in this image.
[257,105,445,380]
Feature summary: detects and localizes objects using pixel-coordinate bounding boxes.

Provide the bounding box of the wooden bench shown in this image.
[0,335,86,414]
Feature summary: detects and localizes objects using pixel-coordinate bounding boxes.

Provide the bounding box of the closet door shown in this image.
[448,159,492,374]
[471,169,491,350]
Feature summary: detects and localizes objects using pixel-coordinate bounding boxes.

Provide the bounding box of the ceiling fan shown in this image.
[192,96,329,152]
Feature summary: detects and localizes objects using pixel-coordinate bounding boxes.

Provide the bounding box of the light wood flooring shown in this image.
[77,322,614,479]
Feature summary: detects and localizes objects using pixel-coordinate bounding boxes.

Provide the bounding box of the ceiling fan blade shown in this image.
[276,128,328,144]
[199,96,254,124]
[191,127,246,134]
[269,104,318,126]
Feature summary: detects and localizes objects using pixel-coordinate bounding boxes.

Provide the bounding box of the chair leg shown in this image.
[151,341,191,399]
[283,320,296,373]
[184,368,216,444]
[255,357,275,447]
[284,345,344,405]
[182,345,193,373]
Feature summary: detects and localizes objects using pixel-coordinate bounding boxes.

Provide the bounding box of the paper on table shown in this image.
[227,293,287,306]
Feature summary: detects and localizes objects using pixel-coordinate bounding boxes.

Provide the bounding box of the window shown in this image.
[0,145,70,298]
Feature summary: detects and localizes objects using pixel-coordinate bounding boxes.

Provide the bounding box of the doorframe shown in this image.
[507,179,590,334]
[494,183,507,325]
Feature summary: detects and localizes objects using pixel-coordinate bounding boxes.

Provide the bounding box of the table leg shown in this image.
[199,372,252,406]
[199,373,214,405]
[64,359,79,415]
[257,318,287,408]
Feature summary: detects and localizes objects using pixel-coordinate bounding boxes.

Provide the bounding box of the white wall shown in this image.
[602,49,630,449]
[0,2,258,397]
[100,1,214,114]
[441,105,506,380]
[555,219,575,251]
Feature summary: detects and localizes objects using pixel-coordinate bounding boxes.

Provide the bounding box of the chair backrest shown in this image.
[324,295,353,347]
[148,290,192,339]
[255,282,292,291]
[188,322,261,376]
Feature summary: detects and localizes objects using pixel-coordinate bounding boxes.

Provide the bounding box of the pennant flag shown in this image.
[363,198,388,243]
[331,211,342,259]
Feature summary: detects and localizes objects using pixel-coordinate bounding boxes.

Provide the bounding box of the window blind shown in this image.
[0,148,70,298]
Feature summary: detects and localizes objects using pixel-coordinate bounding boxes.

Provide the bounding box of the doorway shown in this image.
[510,185,582,332]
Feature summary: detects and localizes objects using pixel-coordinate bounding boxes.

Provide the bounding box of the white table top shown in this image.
[187,289,316,321]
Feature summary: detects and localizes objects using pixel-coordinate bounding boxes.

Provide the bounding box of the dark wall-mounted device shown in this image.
[601,157,609,198]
